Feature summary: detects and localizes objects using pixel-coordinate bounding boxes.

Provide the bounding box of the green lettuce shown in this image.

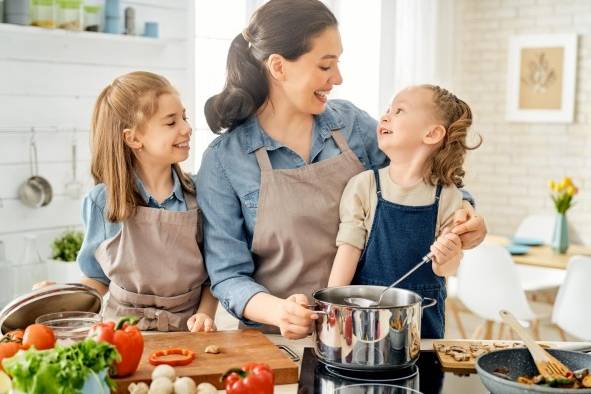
[2,339,120,394]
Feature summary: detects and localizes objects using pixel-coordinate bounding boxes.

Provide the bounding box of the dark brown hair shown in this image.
[420,84,482,188]
[204,0,338,133]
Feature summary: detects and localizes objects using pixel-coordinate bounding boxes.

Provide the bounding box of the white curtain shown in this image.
[393,0,455,91]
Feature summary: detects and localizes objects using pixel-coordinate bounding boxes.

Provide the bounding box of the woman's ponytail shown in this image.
[204,33,268,132]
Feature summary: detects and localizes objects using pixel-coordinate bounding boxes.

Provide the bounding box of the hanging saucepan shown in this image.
[18,136,53,208]
[310,285,436,371]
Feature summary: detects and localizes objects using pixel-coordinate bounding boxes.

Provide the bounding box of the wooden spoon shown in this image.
[499,310,573,381]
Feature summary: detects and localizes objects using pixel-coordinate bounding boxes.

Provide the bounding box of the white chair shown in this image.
[456,245,552,339]
[514,214,555,245]
[552,256,591,340]
[512,214,566,293]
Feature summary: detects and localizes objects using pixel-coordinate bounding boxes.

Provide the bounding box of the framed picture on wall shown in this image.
[506,34,577,123]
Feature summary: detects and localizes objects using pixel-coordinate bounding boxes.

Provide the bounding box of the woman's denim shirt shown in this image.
[196,99,473,324]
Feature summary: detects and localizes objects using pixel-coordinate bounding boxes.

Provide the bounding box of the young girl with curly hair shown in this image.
[328,84,482,338]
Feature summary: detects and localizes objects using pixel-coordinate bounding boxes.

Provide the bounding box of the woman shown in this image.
[197,0,486,339]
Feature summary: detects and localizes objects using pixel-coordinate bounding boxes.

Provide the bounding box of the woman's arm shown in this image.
[196,145,270,323]
[328,244,362,287]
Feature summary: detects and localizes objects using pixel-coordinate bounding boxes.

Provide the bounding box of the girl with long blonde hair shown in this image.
[67,71,216,332]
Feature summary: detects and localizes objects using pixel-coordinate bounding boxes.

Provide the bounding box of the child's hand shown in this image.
[451,201,487,249]
[187,312,216,332]
[430,229,463,277]
[277,294,318,340]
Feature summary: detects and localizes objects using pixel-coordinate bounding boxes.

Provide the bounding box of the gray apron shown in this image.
[95,191,207,331]
[247,130,365,332]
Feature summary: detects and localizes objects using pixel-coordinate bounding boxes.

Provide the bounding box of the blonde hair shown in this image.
[420,84,482,188]
[90,71,195,222]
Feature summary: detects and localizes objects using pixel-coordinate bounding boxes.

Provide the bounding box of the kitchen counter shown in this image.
[253,337,591,394]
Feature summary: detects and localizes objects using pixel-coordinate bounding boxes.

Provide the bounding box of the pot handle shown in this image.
[305,304,328,315]
[421,297,437,310]
[276,344,300,362]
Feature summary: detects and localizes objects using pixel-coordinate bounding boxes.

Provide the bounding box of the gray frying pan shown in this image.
[477,348,591,393]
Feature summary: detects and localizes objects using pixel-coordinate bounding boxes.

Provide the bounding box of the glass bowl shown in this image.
[35,311,101,343]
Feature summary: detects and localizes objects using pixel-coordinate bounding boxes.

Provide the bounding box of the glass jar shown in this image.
[83,0,104,32]
[56,0,82,30]
[30,0,56,28]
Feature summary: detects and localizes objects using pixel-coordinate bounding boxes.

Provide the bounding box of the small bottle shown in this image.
[124,6,135,35]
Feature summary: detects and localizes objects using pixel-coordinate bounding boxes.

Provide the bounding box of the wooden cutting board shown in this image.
[113,329,299,393]
[433,339,553,372]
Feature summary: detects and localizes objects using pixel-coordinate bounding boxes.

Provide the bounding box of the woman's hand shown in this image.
[187,312,216,332]
[430,229,463,277]
[451,201,487,249]
[277,294,318,340]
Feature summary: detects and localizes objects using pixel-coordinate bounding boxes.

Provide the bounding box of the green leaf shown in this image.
[2,340,119,394]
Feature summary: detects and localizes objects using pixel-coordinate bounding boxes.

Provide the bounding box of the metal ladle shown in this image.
[344,254,433,307]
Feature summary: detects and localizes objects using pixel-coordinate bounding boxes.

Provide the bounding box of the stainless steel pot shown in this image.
[311,285,436,371]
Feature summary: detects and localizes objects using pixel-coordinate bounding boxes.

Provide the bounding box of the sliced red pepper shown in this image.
[149,347,196,366]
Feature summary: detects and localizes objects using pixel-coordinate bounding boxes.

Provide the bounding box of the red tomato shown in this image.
[0,342,21,370]
[22,324,55,350]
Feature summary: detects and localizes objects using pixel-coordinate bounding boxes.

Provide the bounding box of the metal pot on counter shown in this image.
[310,285,436,371]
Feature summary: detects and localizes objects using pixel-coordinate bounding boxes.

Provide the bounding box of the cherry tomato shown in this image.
[0,342,21,370]
[22,324,55,350]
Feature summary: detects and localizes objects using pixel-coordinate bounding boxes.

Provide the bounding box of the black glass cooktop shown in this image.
[297,348,489,394]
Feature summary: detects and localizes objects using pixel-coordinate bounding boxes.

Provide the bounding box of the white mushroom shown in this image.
[151,364,176,382]
[149,377,174,394]
[196,382,217,394]
[174,377,197,394]
[128,382,149,394]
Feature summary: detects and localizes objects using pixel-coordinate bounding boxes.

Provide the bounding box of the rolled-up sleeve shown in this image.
[336,174,369,251]
[77,193,110,285]
[196,144,269,324]
[355,108,388,169]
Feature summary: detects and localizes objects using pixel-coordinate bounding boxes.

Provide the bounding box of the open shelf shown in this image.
[0,22,185,45]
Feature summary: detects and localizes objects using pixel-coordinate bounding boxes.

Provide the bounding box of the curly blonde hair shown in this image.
[420,84,482,188]
[91,71,195,222]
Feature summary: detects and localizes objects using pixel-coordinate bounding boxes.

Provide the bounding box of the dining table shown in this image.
[486,235,591,270]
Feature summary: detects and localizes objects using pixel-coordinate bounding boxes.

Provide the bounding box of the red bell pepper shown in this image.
[88,316,144,377]
[222,362,274,394]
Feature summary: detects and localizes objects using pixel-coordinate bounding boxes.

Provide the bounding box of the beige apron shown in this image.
[247,130,365,332]
[95,191,207,331]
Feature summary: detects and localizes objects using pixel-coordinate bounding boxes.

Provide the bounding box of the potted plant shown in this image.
[47,230,84,283]
[548,177,579,254]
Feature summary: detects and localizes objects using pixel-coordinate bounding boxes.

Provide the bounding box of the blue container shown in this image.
[143,21,158,38]
[82,369,110,394]
[104,0,119,17]
[104,16,120,33]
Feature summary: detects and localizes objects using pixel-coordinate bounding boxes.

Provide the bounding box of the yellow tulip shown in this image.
[563,176,574,188]
[557,179,567,192]
[566,186,575,196]
[549,180,556,191]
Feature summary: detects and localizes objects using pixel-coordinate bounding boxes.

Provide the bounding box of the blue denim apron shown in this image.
[352,169,446,338]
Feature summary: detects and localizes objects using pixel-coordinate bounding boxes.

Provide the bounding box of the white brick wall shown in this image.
[0,0,194,265]
[455,0,591,244]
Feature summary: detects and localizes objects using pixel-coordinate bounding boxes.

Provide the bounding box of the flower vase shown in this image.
[551,213,569,254]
